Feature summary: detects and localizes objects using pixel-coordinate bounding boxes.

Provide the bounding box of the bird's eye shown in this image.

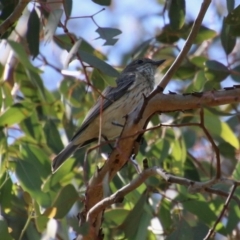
[137,59,144,64]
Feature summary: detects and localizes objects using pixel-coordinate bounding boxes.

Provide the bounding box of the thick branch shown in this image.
[87,167,240,223]
[84,87,240,228]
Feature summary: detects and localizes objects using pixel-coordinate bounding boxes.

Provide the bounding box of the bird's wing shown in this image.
[71,72,136,141]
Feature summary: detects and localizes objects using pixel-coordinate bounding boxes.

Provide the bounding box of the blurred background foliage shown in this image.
[0,0,240,239]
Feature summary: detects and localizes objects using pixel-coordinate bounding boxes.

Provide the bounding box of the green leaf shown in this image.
[35,215,49,233]
[158,199,172,231]
[14,143,52,206]
[27,8,40,59]
[0,174,12,209]
[204,60,229,81]
[91,69,116,90]
[92,0,111,6]
[218,142,236,159]
[186,70,206,92]
[181,25,217,44]
[190,56,208,68]
[231,65,240,82]
[51,184,78,218]
[20,143,51,178]
[191,25,217,44]
[169,0,185,30]
[167,219,193,240]
[183,198,217,226]
[42,157,76,191]
[157,24,216,44]
[95,27,122,46]
[173,65,196,80]
[0,102,34,127]
[26,68,46,99]
[15,159,51,207]
[226,203,240,233]
[156,24,180,43]
[204,111,239,149]
[233,161,240,179]
[59,77,86,107]
[184,156,200,181]
[43,119,64,154]
[219,121,239,149]
[150,139,171,165]
[0,218,12,240]
[7,40,40,73]
[221,18,236,55]
[19,110,45,143]
[121,193,151,240]
[63,0,72,17]
[79,50,119,77]
[227,0,235,12]
[1,81,13,108]
[105,208,129,226]
[225,5,240,25]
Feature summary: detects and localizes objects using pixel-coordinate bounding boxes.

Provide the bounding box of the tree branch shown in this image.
[0,0,30,37]
[87,167,240,223]
[158,0,212,89]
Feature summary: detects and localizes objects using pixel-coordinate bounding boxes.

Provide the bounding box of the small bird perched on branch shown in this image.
[52,58,165,172]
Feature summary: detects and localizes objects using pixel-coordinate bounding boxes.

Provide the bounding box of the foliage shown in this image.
[0,0,240,240]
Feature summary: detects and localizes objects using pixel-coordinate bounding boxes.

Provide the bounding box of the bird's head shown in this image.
[122,58,166,77]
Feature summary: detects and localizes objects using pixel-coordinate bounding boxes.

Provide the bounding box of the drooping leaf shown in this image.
[221,18,236,55]
[169,0,185,30]
[15,159,51,207]
[27,8,40,59]
[95,27,122,46]
[121,193,151,239]
[0,102,34,127]
[44,9,63,42]
[63,0,73,17]
[63,39,82,68]
[51,184,79,218]
[158,198,173,231]
[7,40,40,73]
[19,109,45,143]
[79,50,119,77]
[227,0,235,12]
[92,0,111,6]
[43,119,64,154]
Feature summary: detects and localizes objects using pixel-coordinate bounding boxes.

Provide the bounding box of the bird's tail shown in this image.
[52,142,78,172]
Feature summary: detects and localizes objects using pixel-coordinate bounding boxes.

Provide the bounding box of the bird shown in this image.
[52,58,165,172]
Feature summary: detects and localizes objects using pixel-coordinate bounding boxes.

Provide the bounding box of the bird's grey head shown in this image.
[122,58,165,77]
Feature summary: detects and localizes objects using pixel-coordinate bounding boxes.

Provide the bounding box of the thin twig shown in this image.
[158,0,212,90]
[204,183,238,240]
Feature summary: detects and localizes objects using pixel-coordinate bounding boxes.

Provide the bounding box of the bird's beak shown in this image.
[154,59,166,66]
